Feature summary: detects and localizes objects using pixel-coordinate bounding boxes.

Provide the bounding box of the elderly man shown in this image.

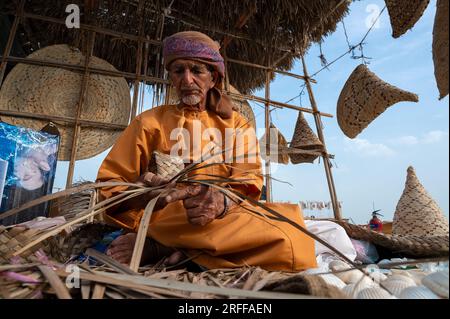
[96,31,316,271]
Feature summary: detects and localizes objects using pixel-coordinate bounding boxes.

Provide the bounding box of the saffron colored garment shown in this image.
[96,104,317,271]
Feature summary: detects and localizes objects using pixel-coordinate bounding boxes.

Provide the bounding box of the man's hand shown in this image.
[121,172,174,212]
[137,171,170,188]
[165,185,225,226]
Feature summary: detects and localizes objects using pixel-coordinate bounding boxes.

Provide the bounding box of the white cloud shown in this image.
[389,136,419,146]
[389,131,448,146]
[344,137,395,157]
[422,131,448,144]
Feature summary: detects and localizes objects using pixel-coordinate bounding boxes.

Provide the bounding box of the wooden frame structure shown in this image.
[0,0,342,220]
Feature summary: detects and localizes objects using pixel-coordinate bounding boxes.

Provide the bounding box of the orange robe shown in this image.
[96,104,316,271]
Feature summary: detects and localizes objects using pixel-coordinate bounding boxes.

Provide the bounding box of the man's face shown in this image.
[169,59,217,109]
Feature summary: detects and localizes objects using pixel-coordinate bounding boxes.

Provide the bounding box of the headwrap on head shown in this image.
[163,31,234,119]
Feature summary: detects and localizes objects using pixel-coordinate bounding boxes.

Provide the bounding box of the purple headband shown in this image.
[163,36,225,77]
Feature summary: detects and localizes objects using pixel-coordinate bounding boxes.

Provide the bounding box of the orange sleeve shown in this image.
[225,112,263,200]
[96,114,157,200]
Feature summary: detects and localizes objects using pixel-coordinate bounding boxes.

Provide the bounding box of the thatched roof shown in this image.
[1,0,350,93]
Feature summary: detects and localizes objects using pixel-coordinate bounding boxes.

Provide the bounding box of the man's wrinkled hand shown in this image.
[132,172,175,210]
[137,172,169,187]
[165,185,225,226]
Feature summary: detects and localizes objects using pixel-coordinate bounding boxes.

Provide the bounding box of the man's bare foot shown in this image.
[106,233,181,266]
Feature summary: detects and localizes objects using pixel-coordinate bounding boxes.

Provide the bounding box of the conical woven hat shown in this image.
[337,64,419,139]
[167,84,256,128]
[385,0,430,38]
[289,111,323,164]
[259,123,290,164]
[433,0,449,100]
[393,166,449,237]
[0,44,131,161]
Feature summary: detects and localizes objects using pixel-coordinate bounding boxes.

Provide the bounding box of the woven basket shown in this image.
[264,273,348,298]
[0,225,43,264]
[433,0,449,100]
[337,64,419,139]
[393,167,449,237]
[0,222,117,265]
[336,221,449,258]
[167,84,256,128]
[0,44,131,161]
[50,182,95,219]
[148,151,184,180]
[45,223,118,262]
[259,124,290,164]
[385,0,430,38]
[289,112,323,164]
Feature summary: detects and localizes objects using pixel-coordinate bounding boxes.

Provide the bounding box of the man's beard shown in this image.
[181,94,202,106]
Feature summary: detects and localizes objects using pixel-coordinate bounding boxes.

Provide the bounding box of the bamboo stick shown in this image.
[38,265,72,299]
[129,196,160,272]
[0,109,127,130]
[301,57,342,220]
[130,0,145,120]
[0,181,144,221]
[223,91,333,118]
[85,248,138,275]
[55,269,321,299]
[66,31,96,189]
[264,70,272,203]
[91,284,106,299]
[227,57,315,83]
[20,12,161,46]
[0,0,25,86]
[0,56,170,85]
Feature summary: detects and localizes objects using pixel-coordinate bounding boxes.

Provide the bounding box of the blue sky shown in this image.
[53,0,449,225]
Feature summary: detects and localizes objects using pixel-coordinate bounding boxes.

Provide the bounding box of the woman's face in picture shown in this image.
[14,157,44,191]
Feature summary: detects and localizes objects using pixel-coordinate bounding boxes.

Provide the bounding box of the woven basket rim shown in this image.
[336,220,449,258]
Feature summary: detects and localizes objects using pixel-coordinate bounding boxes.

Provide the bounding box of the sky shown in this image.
[52,0,449,225]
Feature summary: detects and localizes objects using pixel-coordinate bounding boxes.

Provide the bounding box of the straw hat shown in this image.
[385,0,430,38]
[288,111,323,164]
[393,166,449,237]
[167,84,256,128]
[337,64,419,139]
[433,0,449,100]
[0,44,131,161]
[259,123,290,165]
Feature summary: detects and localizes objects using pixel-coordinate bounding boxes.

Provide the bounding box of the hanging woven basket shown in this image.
[433,0,449,100]
[337,64,419,139]
[289,112,323,164]
[385,0,430,38]
[259,124,290,165]
[393,166,449,237]
[0,44,131,161]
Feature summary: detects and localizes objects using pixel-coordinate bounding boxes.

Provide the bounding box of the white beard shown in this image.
[181,94,202,106]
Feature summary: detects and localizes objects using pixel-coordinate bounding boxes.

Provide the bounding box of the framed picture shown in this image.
[0,121,60,226]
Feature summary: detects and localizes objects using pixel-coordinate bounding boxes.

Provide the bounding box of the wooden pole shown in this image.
[66,31,96,189]
[130,0,145,120]
[222,91,333,118]
[0,110,126,130]
[0,0,25,86]
[0,55,170,84]
[227,57,315,83]
[301,57,342,220]
[264,70,272,202]
[20,12,161,46]
[0,54,333,117]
